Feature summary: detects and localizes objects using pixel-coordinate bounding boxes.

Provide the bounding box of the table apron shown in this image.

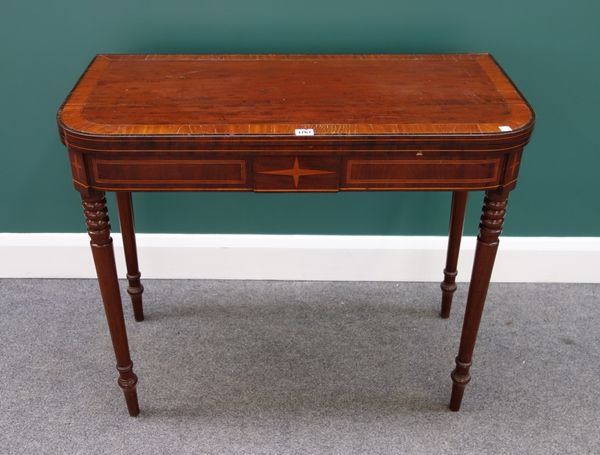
[69,149,522,192]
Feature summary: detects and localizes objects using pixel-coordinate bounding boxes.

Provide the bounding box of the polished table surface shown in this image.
[57,54,535,415]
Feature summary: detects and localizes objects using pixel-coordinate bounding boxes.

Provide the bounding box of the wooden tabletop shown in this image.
[58,54,534,138]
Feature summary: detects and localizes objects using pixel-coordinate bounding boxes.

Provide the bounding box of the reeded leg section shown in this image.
[449,188,509,411]
[82,190,140,416]
[440,191,468,318]
[116,192,144,321]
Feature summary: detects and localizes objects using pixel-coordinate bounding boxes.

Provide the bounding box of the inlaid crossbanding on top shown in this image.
[58,54,534,137]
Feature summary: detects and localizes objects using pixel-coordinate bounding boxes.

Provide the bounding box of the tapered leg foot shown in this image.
[126,273,144,322]
[440,271,457,319]
[82,190,140,416]
[117,192,145,322]
[449,188,509,411]
[440,191,468,318]
[123,389,140,416]
[117,362,140,416]
[449,358,471,411]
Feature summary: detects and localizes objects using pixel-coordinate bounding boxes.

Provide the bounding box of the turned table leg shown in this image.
[450,188,509,411]
[82,190,140,416]
[440,191,468,318]
[116,192,144,321]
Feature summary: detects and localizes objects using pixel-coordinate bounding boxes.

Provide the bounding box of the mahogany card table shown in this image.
[57,54,535,416]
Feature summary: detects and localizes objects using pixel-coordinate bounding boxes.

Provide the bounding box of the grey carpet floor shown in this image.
[1,279,599,455]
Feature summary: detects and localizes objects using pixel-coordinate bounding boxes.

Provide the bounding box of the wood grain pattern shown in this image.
[74,151,520,192]
[58,53,534,139]
[254,156,339,191]
[345,158,501,186]
[92,159,247,185]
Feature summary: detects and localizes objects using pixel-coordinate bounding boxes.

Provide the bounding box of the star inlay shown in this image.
[258,157,335,188]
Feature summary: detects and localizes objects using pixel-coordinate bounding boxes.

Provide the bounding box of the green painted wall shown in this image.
[1,1,598,235]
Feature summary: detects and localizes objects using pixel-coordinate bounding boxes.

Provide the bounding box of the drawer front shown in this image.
[254,155,340,192]
[90,158,250,190]
[343,157,502,190]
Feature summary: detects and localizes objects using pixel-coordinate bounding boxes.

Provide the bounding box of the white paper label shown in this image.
[295,128,314,136]
[498,125,513,132]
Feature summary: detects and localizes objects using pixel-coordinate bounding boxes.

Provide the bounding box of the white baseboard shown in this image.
[0,234,598,282]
